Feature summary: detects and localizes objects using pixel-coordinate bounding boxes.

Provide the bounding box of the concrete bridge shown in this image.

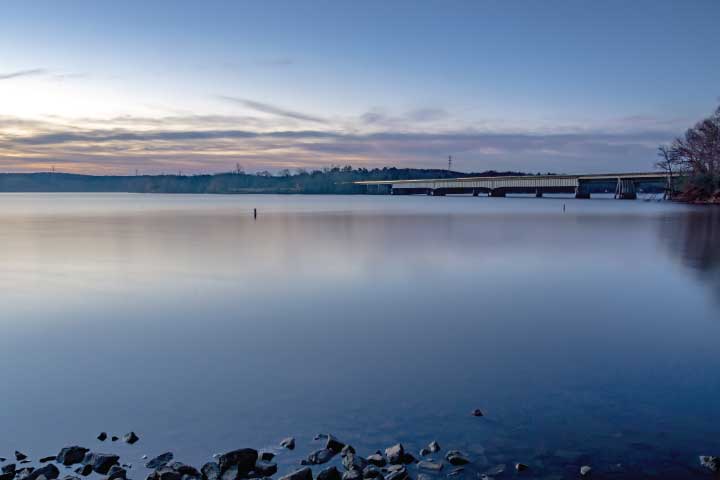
[355,172,679,199]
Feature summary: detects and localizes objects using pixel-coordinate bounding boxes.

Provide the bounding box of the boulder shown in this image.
[217,449,258,476]
[2,465,16,475]
[342,453,367,472]
[24,464,60,480]
[220,465,239,480]
[259,453,275,462]
[253,461,277,477]
[303,449,335,466]
[700,456,719,473]
[325,436,345,454]
[317,467,340,480]
[278,467,312,480]
[57,447,89,466]
[75,465,92,477]
[366,454,385,467]
[106,466,127,480]
[123,432,140,445]
[444,451,470,466]
[341,472,361,480]
[384,445,404,465]
[417,461,442,472]
[88,454,120,475]
[167,462,201,478]
[146,453,174,470]
[280,438,295,451]
[0,473,13,480]
[201,462,220,480]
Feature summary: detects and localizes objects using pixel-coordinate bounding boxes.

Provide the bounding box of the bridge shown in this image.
[355,172,679,199]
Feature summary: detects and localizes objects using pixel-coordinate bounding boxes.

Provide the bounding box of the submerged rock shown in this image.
[123,432,140,445]
[279,467,312,480]
[57,447,89,466]
[0,472,13,480]
[580,465,592,477]
[146,453,174,470]
[317,467,340,480]
[280,438,296,451]
[699,456,719,473]
[384,445,404,465]
[417,461,443,472]
[445,451,470,466]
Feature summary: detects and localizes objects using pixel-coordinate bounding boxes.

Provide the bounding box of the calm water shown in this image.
[1,193,719,479]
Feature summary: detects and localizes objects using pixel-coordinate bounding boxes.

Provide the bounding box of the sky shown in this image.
[1,0,719,175]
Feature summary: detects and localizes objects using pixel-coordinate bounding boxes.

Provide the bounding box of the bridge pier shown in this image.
[574,185,591,199]
[489,189,506,197]
[431,189,445,196]
[535,190,543,198]
[472,190,479,197]
[615,179,637,200]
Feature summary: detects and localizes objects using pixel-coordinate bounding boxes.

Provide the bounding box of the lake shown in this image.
[1,193,719,479]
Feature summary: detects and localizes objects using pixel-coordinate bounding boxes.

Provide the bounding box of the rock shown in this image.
[340,446,355,457]
[2,465,16,475]
[20,461,31,465]
[383,466,407,480]
[400,453,416,465]
[87,454,120,475]
[341,472,361,480]
[217,449,258,476]
[361,466,382,479]
[97,433,108,442]
[278,467,312,480]
[366,454,386,467]
[303,449,335,465]
[444,451,470,466]
[278,437,295,450]
[106,466,127,480]
[427,442,440,454]
[384,445,404,465]
[0,458,5,463]
[123,432,140,445]
[111,437,119,442]
[25,464,60,480]
[317,467,340,480]
[253,461,277,477]
[146,453,174,470]
[417,475,432,480]
[515,463,529,472]
[325,436,345,454]
[259,453,275,462]
[57,448,89,466]
[417,461,442,472]
[342,453,367,472]
[418,449,430,457]
[0,473,13,480]
[40,457,56,464]
[201,462,220,480]
[148,468,181,480]
[75,465,92,477]
[471,409,484,417]
[580,465,592,477]
[219,465,239,480]
[699,456,719,473]
[16,452,28,462]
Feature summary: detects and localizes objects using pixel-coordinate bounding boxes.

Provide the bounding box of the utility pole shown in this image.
[448,155,452,172]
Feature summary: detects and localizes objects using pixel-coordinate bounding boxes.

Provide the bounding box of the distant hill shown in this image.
[0,167,531,194]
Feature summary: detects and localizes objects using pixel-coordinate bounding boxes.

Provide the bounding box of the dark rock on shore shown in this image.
[259,453,275,462]
[2,465,16,475]
[253,461,277,477]
[366,454,385,467]
[700,456,719,473]
[201,462,220,480]
[384,445,404,465]
[278,467,312,480]
[122,433,140,445]
[340,446,355,458]
[57,447,89,466]
[325,436,345,454]
[342,453,367,472]
[97,433,107,442]
[84,453,120,475]
[107,465,127,480]
[302,449,335,466]
[15,453,27,462]
[280,438,295,451]
[24,463,60,480]
[317,467,340,480]
[444,451,470,466]
[146,453,173,470]
[217,449,258,477]
[74,465,92,477]
[0,473,13,480]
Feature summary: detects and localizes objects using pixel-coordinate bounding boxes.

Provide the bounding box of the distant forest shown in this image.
[0,167,532,194]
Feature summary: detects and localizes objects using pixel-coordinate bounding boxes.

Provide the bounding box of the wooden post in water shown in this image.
[253,208,257,219]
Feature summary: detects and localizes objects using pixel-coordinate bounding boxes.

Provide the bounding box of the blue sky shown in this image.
[1,0,718,174]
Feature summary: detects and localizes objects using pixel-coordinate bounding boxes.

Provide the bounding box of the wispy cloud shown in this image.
[219,96,328,124]
[0,68,48,80]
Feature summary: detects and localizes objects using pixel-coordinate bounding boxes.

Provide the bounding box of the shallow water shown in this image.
[1,193,719,478]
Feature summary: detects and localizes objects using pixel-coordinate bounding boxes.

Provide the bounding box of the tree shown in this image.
[660,106,720,200]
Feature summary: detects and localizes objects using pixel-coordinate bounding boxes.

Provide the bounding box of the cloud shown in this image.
[0,68,48,80]
[219,96,327,124]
